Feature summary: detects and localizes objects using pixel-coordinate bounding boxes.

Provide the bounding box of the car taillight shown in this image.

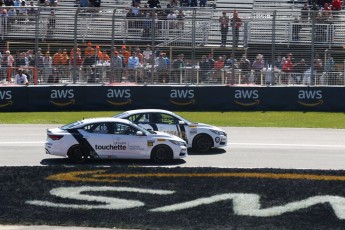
[48,134,64,140]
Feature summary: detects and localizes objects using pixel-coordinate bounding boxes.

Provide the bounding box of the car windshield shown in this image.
[60,120,83,130]
[131,122,151,135]
[113,112,128,118]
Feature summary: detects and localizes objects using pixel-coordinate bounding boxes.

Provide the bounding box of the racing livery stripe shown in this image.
[67,129,98,157]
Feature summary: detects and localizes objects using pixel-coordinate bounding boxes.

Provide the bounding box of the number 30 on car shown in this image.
[45,117,188,164]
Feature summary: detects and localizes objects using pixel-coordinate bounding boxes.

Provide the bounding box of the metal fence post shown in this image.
[191,8,196,84]
[72,8,80,84]
[271,10,276,85]
[110,9,116,83]
[34,8,40,85]
[150,9,156,84]
[311,11,315,86]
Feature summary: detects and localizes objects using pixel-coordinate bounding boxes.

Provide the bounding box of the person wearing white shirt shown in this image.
[15,68,29,85]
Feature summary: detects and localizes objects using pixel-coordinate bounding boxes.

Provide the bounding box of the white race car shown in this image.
[45,117,187,163]
[113,109,227,152]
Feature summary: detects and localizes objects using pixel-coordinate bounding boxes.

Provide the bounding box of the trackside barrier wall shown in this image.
[0,86,343,112]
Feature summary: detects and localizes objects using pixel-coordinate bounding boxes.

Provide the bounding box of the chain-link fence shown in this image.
[0,5,345,85]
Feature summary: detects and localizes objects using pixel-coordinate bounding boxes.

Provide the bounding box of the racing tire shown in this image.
[192,134,213,152]
[151,145,174,164]
[68,145,87,163]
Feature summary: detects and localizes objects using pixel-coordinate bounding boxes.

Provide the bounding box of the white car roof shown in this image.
[120,109,176,115]
[78,117,133,125]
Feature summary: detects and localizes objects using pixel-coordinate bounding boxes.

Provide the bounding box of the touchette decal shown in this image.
[169,89,195,106]
[297,90,324,107]
[50,89,75,107]
[233,90,260,106]
[106,89,132,106]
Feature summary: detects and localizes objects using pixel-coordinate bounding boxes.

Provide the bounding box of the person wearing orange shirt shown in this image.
[100,51,110,63]
[95,45,103,61]
[52,49,62,77]
[70,46,81,58]
[60,49,70,79]
[121,45,130,65]
[84,42,95,57]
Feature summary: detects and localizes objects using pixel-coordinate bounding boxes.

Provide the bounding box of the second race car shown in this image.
[45,117,187,163]
[113,109,227,152]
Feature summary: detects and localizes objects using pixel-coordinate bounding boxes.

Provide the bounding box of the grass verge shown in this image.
[0,111,345,128]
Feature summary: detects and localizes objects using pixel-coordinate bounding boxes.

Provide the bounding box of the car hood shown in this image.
[190,123,221,130]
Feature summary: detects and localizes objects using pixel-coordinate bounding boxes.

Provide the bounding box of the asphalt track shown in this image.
[0,125,345,169]
[1,125,345,230]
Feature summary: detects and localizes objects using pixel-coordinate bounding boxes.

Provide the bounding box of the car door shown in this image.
[80,122,121,158]
[112,122,148,158]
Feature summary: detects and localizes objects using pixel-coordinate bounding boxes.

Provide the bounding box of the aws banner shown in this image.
[0,86,344,112]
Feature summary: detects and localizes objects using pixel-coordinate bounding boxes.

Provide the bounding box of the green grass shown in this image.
[1,111,345,128]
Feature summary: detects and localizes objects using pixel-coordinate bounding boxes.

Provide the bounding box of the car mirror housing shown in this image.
[178,120,185,125]
[136,131,144,136]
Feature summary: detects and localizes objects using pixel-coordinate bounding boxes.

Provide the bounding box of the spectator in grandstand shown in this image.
[84,42,95,57]
[208,53,214,69]
[52,49,62,71]
[180,0,189,7]
[48,0,57,7]
[120,45,130,66]
[293,59,308,84]
[176,9,185,31]
[80,0,88,7]
[171,54,184,82]
[310,2,320,19]
[147,0,160,8]
[213,56,224,83]
[238,54,251,84]
[4,0,14,6]
[60,49,69,78]
[18,0,27,21]
[16,52,26,67]
[100,50,110,63]
[14,68,29,85]
[322,2,332,20]
[190,0,197,7]
[70,52,83,82]
[199,0,206,7]
[14,0,20,13]
[155,52,168,83]
[27,1,37,19]
[135,47,144,64]
[251,54,265,84]
[331,0,341,11]
[127,51,140,81]
[219,11,229,47]
[281,53,294,84]
[48,10,56,31]
[167,10,176,30]
[230,10,242,47]
[126,8,136,29]
[314,53,323,73]
[143,44,152,63]
[292,17,302,41]
[169,0,179,7]
[111,51,123,83]
[199,55,211,82]
[94,0,101,7]
[324,53,336,85]
[301,3,309,22]
[43,51,52,82]
[37,0,46,6]
[94,45,102,61]
[142,12,152,38]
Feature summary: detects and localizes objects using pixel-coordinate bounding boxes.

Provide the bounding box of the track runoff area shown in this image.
[1,166,345,229]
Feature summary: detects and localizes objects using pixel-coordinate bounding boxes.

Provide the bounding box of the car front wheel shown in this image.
[68,145,87,163]
[151,145,173,164]
[192,134,213,152]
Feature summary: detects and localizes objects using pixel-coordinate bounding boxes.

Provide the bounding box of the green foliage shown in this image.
[1,111,345,128]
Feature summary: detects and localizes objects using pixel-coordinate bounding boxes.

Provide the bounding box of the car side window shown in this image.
[160,113,178,125]
[114,123,137,135]
[83,122,111,134]
[128,114,149,123]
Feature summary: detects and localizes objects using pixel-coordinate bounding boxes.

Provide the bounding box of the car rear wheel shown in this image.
[151,145,173,164]
[192,134,213,152]
[68,145,87,163]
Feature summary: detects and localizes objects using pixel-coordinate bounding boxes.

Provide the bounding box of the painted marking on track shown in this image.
[47,170,345,183]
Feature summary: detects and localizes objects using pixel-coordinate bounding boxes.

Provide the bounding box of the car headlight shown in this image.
[169,140,186,146]
[210,129,227,136]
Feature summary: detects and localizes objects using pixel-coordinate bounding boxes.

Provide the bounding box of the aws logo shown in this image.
[297,90,323,107]
[233,90,260,106]
[107,89,132,106]
[169,89,195,106]
[0,90,13,108]
[50,89,75,107]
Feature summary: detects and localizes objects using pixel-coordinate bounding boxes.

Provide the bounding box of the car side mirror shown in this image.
[178,120,185,125]
[136,131,144,136]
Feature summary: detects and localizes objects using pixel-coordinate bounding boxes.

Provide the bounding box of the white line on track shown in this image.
[231,143,345,148]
